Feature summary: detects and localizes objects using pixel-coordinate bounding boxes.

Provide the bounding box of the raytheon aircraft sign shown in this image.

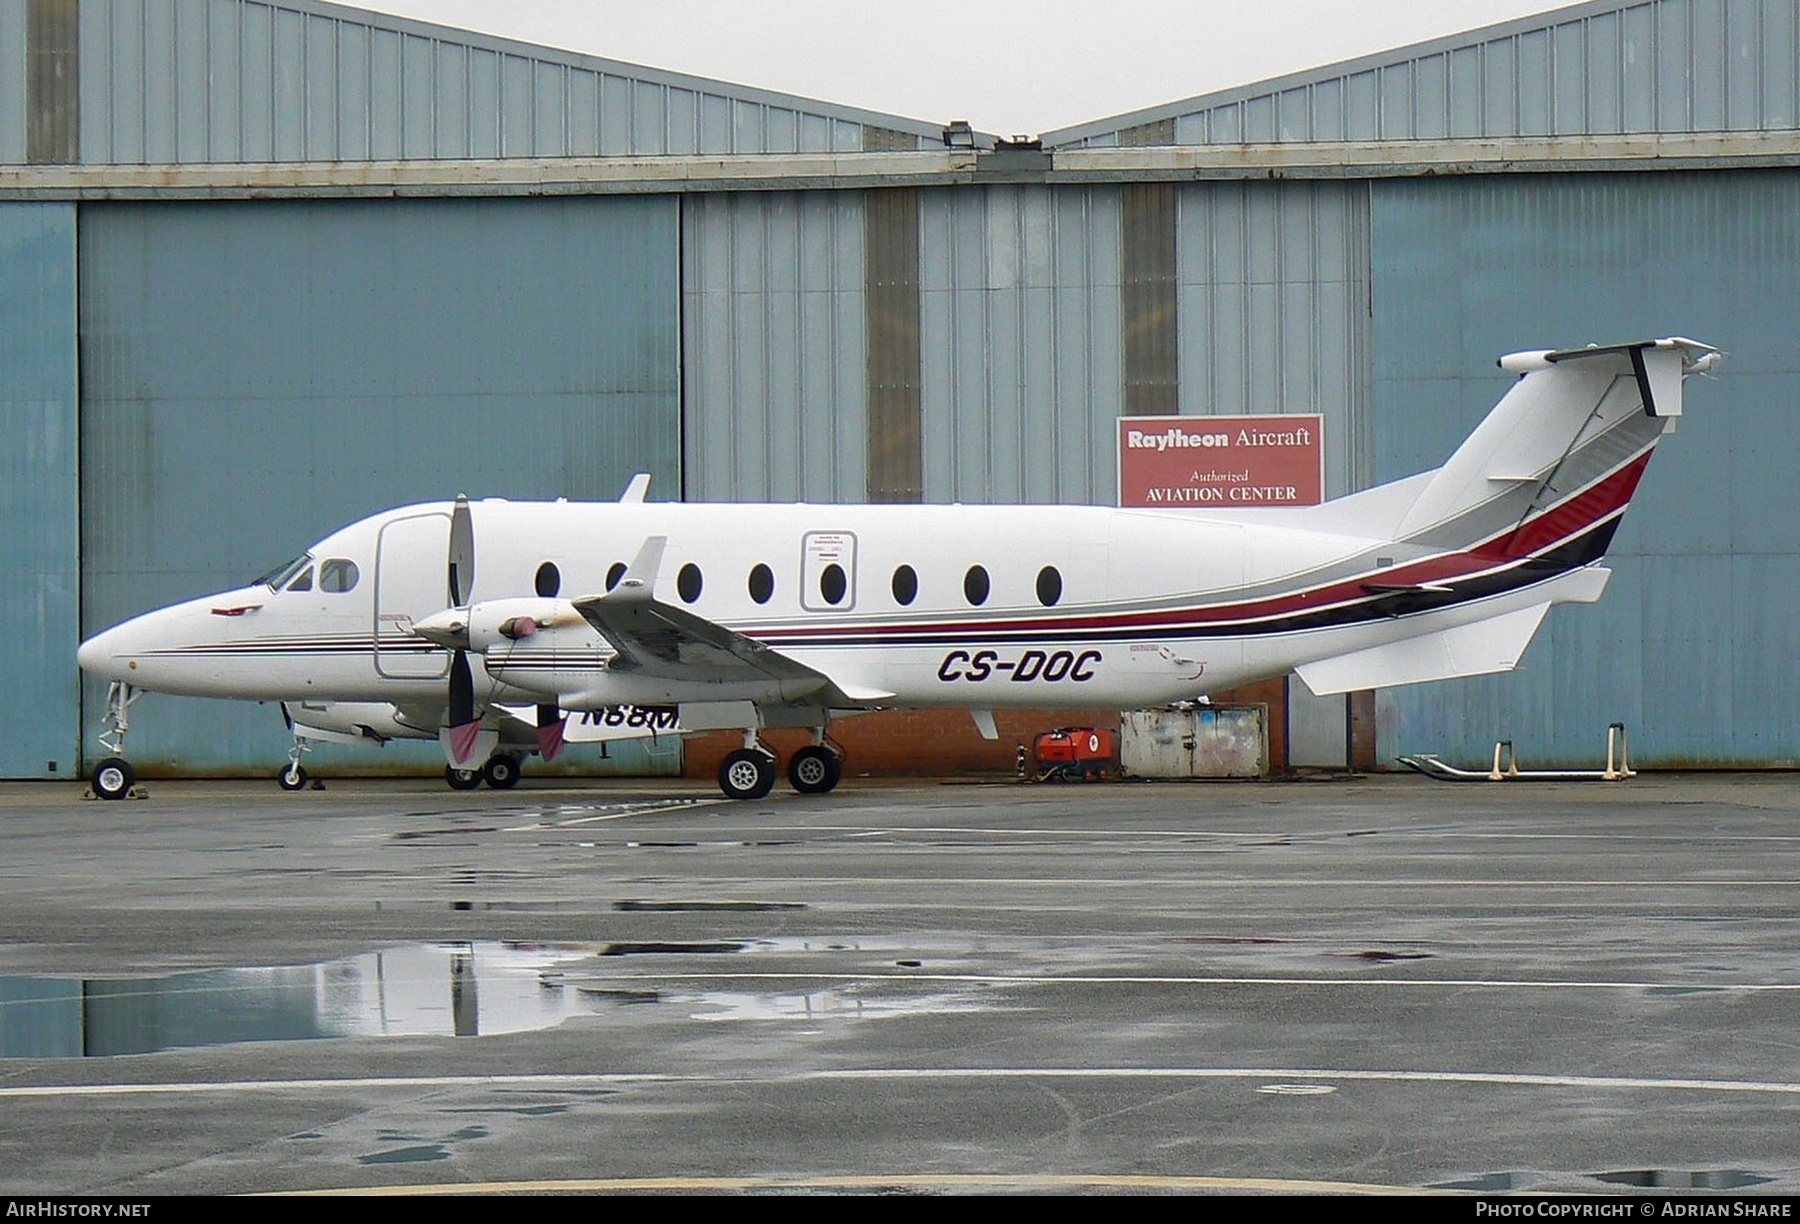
[1117,414,1324,508]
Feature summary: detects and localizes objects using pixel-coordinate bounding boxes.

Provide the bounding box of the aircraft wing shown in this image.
[571,537,893,705]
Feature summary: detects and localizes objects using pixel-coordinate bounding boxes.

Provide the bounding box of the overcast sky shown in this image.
[356,1,1576,137]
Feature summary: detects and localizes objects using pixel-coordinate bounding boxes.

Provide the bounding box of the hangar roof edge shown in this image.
[318,0,964,140]
[1039,0,1755,148]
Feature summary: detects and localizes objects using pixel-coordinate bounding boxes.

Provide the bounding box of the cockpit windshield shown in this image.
[254,553,314,590]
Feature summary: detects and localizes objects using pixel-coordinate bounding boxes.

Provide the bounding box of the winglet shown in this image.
[611,536,667,600]
[619,473,652,504]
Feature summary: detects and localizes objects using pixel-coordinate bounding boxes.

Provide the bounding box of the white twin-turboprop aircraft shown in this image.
[77,338,1720,801]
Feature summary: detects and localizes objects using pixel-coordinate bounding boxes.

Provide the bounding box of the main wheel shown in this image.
[444,765,483,791]
[718,748,776,801]
[277,762,309,791]
[482,753,521,790]
[93,757,135,801]
[787,745,843,794]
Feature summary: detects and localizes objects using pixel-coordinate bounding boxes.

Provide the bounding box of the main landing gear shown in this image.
[444,752,524,791]
[716,734,843,801]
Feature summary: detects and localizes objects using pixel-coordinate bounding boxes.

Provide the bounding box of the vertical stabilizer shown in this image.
[1392,338,1718,549]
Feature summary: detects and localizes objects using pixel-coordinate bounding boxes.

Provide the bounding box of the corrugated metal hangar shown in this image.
[3,0,1798,779]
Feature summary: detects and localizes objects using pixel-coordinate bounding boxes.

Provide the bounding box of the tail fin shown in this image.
[1292,338,1718,696]
[1393,338,1719,553]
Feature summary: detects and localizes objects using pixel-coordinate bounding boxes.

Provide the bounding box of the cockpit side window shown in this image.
[320,559,360,593]
[284,566,314,593]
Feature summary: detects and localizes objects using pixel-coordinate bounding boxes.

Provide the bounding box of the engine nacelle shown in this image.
[463,597,585,652]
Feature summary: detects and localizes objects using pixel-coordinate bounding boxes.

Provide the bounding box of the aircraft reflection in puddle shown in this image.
[0,941,606,1058]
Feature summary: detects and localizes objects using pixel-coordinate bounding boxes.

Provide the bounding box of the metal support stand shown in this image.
[1602,721,1634,780]
[1399,723,1640,782]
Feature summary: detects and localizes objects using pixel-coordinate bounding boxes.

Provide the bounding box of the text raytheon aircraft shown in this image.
[77,338,1719,801]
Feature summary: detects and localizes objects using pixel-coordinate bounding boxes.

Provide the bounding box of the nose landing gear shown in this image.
[88,682,142,801]
[277,724,313,791]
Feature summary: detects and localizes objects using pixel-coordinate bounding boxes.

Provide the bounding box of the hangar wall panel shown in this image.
[919,185,1124,505]
[79,194,681,775]
[865,187,923,502]
[0,4,22,164]
[71,0,888,165]
[0,202,78,779]
[1050,0,1800,147]
[1370,170,1800,766]
[1176,180,1372,499]
[682,191,868,502]
[910,182,1369,509]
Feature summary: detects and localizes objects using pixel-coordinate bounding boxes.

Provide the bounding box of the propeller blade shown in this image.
[443,495,481,765]
[447,648,480,763]
[537,703,566,762]
[448,493,474,608]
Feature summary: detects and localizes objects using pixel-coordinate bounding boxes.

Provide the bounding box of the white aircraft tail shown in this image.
[1293,338,1718,694]
[1392,338,1718,550]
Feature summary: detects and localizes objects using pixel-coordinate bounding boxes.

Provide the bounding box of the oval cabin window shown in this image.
[535,561,561,598]
[892,565,918,606]
[963,565,990,606]
[748,563,775,604]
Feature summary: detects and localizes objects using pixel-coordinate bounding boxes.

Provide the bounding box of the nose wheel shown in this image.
[92,757,136,801]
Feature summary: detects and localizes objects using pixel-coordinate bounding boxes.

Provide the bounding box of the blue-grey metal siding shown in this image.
[682,191,869,502]
[1177,180,1372,498]
[78,194,681,775]
[919,184,1125,505]
[0,202,79,779]
[68,0,913,166]
[1370,169,1800,766]
[1048,0,1800,148]
[0,3,27,164]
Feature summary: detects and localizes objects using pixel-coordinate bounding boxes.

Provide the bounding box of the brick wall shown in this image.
[682,708,1123,781]
[679,680,1382,780]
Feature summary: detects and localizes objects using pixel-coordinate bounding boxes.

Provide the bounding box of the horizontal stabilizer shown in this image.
[1295,602,1552,695]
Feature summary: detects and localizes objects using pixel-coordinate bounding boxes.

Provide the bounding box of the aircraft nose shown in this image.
[77,623,129,678]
